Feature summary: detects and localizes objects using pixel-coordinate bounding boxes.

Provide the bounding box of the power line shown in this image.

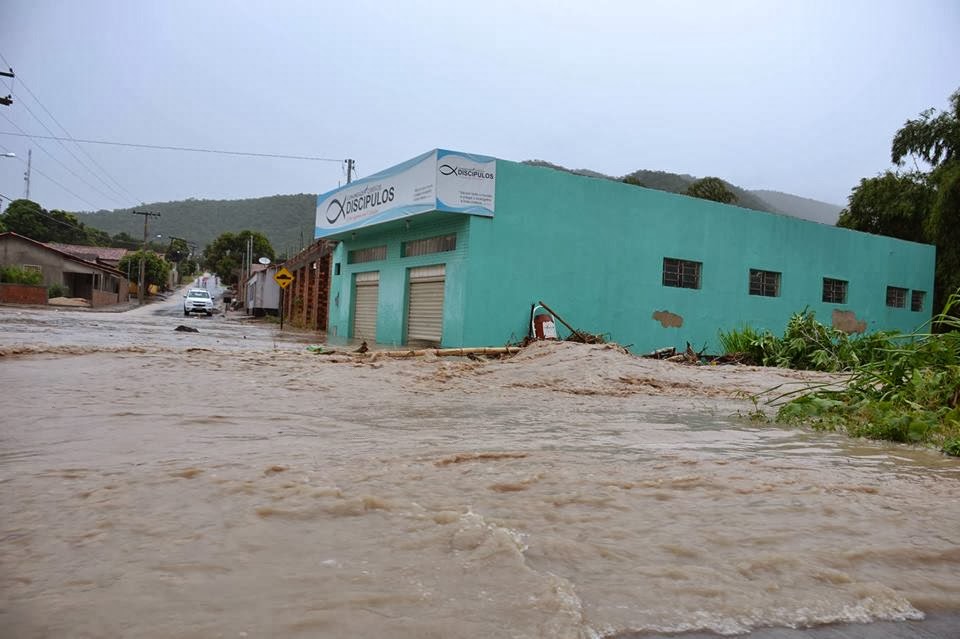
[14,84,137,205]
[0,130,344,162]
[0,111,129,207]
[0,141,102,210]
[4,64,143,204]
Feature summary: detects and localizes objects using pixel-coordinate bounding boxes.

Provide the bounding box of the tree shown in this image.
[686,177,737,205]
[0,198,110,245]
[839,87,960,316]
[118,251,171,290]
[837,171,932,243]
[892,89,960,168]
[165,238,190,263]
[203,230,275,287]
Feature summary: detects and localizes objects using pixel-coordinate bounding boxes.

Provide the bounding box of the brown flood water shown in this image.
[1,304,959,638]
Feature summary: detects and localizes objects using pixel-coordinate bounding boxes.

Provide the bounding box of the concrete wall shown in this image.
[320,157,934,352]
[327,214,470,346]
[461,161,935,353]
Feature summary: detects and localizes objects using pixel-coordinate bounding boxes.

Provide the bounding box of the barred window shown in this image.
[22,264,41,273]
[402,234,456,258]
[822,278,847,304]
[347,245,386,264]
[662,258,702,289]
[911,290,925,312]
[749,269,780,297]
[885,286,907,308]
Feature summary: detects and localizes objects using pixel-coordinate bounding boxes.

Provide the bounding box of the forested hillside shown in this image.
[78,194,317,256]
[74,165,843,255]
[751,190,842,224]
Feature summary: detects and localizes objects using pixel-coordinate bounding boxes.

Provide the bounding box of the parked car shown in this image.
[183,288,214,316]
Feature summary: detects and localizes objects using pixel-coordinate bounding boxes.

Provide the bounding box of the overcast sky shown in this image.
[0,0,957,214]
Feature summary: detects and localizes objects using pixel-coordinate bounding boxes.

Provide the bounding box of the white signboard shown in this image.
[435,150,497,215]
[315,149,496,238]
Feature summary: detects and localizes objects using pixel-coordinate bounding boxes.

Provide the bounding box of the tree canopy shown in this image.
[0,199,111,245]
[117,250,171,289]
[838,87,960,315]
[203,230,275,287]
[685,177,738,205]
[836,171,932,243]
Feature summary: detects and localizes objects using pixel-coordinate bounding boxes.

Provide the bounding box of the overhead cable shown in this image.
[0,130,344,162]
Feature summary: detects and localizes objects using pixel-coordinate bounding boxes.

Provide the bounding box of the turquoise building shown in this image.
[316,150,935,353]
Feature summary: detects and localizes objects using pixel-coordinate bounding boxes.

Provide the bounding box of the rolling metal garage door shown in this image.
[352,271,379,341]
[406,265,445,346]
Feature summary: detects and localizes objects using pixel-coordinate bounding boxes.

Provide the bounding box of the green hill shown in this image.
[523,160,781,214]
[78,194,317,256]
[74,163,843,257]
[750,189,842,225]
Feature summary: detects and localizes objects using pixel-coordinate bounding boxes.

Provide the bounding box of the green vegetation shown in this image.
[686,176,738,205]
[0,265,43,286]
[523,159,828,215]
[118,251,171,291]
[718,309,893,372]
[838,87,960,316]
[203,230,275,287]
[74,194,316,257]
[47,283,67,298]
[727,293,960,456]
[0,199,113,246]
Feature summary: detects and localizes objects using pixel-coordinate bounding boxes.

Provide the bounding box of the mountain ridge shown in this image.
[76,163,843,253]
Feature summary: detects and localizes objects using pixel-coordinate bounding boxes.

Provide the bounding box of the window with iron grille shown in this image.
[911,290,925,312]
[22,264,41,273]
[822,278,847,304]
[749,269,780,297]
[886,286,907,308]
[662,258,702,289]
[347,245,386,264]
[402,234,456,258]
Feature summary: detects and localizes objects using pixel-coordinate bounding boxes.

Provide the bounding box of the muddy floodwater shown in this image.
[1,299,959,638]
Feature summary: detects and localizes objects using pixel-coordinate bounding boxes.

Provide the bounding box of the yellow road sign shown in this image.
[274,266,295,289]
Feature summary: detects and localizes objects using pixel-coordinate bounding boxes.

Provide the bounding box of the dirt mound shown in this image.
[47,297,90,307]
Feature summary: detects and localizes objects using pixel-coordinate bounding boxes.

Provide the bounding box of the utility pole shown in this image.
[130,210,161,305]
[346,158,354,184]
[23,149,31,199]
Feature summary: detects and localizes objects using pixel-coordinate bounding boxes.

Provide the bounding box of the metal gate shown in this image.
[352,271,379,341]
[406,265,445,346]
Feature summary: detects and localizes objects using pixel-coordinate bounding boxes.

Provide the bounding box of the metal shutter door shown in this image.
[406,265,445,345]
[352,271,379,341]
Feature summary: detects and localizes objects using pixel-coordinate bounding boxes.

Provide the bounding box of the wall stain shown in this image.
[652,310,683,328]
[832,309,867,334]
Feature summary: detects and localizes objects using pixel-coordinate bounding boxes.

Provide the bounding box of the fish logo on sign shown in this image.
[274,267,295,289]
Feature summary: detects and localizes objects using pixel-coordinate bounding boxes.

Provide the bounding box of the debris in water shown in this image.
[174,325,199,333]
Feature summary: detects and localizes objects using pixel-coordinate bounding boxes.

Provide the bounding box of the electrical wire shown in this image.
[0,141,103,210]
[0,130,344,162]
[0,111,129,207]
[14,87,138,205]
[4,64,144,204]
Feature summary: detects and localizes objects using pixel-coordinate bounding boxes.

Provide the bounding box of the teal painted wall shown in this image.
[326,214,470,347]
[461,161,935,353]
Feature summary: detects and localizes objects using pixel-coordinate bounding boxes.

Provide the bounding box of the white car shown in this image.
[183,288,214,316]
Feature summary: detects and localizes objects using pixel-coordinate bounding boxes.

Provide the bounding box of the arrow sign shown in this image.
[273,267,295,289]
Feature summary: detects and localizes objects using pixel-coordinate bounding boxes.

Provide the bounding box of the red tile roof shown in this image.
[45,242,129,262]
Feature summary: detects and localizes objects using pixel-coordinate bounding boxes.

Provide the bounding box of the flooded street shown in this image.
[1,297,959,638]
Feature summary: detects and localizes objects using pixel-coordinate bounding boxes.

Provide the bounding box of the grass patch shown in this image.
[767,291,960,456]
[719,309,895,372]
